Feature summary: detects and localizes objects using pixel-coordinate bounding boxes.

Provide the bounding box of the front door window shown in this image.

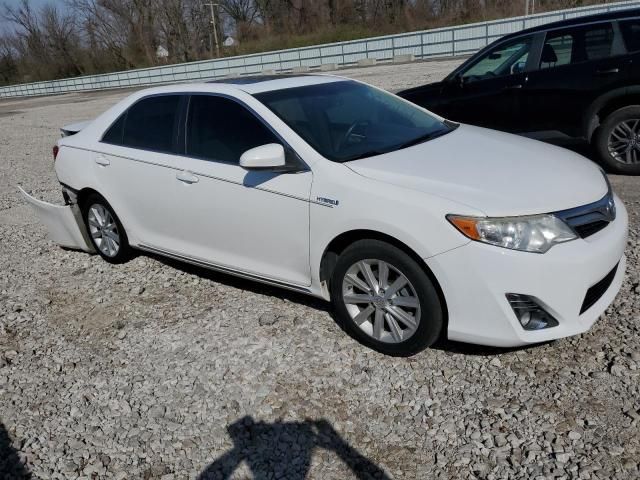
[461,37,533,82]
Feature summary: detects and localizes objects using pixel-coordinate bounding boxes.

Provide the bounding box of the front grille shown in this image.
[574,220,609,238]
[554,192,616,239]
[580,263,619,315]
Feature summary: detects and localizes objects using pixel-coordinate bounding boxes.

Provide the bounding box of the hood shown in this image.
[347,125,608,217]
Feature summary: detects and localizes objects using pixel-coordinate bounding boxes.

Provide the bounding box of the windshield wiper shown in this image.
[340,149,391,162]
[395,127,452,150]
[339,124,457,163]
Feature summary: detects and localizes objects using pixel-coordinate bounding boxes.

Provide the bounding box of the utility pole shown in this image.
[204,2,220,58]
[525,0,530,16]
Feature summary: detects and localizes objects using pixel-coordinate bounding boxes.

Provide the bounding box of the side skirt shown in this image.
[137,244,316,297]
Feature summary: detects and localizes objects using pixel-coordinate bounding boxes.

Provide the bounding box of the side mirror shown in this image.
[512,61,526,74]
[240,143,286,170]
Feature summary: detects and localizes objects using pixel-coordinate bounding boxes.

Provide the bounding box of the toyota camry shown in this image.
[21,74,628,356]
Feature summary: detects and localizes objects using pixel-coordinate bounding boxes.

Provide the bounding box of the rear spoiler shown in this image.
[60,120,92,137]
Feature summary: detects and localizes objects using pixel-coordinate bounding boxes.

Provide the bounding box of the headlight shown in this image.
[447,214,577,253]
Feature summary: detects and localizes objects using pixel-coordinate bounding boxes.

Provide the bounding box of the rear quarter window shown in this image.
[102,95,182,153]
[620,19,640,52]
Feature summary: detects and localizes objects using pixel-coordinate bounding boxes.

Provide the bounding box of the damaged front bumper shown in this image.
[18,185,95,253]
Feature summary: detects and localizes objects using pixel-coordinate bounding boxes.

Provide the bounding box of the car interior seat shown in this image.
[540,43,558,68]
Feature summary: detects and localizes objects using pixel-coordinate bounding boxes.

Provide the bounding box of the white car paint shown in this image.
[25,75,628,347]
[18,186,93,252]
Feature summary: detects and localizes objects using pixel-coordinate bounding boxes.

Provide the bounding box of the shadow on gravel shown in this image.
[145,252,333,313]
[147,252,553,357]
[431,337,554,357]
[0,421,31,479]
[197,416,390,480]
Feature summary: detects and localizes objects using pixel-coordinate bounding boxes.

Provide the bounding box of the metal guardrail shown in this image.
[1,0,638,98]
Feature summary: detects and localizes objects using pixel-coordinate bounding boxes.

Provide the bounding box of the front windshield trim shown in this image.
[254,81,455,163]
[339,121,458,163]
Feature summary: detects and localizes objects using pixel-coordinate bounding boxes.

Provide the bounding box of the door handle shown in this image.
[176,170,199,184]
[504,84,523,90]
[94,155,110,166]
[596,68,620,75]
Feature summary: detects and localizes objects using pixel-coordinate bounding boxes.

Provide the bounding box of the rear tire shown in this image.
[82,193,131,264]
[594,105,640,175]
[330,239,444,356]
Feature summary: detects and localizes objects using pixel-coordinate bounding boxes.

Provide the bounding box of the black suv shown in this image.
[398,9,640,175]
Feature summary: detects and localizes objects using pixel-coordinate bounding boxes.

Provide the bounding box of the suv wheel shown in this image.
[595,105,640,175]
[330,239,444,356]
[82,193,131,264]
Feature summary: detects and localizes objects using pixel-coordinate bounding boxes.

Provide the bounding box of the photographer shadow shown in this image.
[198,416,390,480]
[0,421,30,479]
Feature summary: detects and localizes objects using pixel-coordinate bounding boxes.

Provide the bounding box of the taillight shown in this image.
[53,145,59,161]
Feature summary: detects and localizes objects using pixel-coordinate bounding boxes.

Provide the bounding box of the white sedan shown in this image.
[22,74,628,356]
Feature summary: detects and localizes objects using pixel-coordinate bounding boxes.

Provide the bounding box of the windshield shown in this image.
[254,81,453,162]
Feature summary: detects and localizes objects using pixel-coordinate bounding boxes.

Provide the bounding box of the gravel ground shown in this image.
[1,59,639,480]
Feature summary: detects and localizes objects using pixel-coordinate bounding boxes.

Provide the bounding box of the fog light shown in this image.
[506,294,559,331]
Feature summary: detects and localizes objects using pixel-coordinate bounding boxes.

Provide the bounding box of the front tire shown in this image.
[330,239,444,356]
[82,193,131,264]
[595,105,640,175]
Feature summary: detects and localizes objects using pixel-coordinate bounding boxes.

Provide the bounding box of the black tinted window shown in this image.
[118,95,181,153]
[256,81,452,163]
[102,114,125,144]
[186,95,278,163]
[541,23,614,69]
[620,19,640,52]
[584,25,615,60]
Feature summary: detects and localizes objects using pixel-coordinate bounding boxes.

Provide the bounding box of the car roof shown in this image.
[504,7,640,39]
[124,74,349,101]
[208,74,347,94]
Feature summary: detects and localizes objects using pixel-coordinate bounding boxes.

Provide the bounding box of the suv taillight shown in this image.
[53,145,59,161]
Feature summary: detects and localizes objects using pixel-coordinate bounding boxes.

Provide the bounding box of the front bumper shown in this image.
[426,195,628,347]
[18,186,94,253]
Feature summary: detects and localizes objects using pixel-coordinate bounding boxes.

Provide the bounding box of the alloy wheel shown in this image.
[88,204,120,257]
[341,259,421,344]
[608,119,640,165]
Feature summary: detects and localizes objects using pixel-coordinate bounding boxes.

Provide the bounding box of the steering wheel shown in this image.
[338,120,369,151]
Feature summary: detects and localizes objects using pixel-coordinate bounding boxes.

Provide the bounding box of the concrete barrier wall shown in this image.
[1,0,638,98]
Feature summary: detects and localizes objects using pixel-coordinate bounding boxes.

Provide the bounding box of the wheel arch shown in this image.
[76,187,104,209]
[585,87,640,142]
[74,186,138,245]
[319,229,449,335]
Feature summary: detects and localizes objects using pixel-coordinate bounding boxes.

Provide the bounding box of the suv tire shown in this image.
[595,105,640,175]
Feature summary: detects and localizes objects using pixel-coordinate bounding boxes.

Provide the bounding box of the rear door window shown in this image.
[186,95,278,164]
[103,95,182,153]
[540,23,614,69]
[620,19,640,52]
